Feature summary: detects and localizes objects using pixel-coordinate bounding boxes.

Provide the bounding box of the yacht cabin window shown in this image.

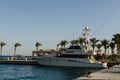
[68,46,81,49]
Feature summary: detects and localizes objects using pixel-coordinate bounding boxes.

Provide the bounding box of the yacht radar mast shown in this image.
[82,26,90,44]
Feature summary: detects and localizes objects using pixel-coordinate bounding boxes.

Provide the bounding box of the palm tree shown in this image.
[35,42,42,50]
[78,37,85,45]
[60,40,68,48]
[90,38,99,50]
[70,40,79,45]
[57,44,60,50]
[63,40,69,48]
[74,40,79,45]
[70,40,76,46]
[14,43,22,59]
[59,40,64,48]
[0,42,7,56]
[112,33,120,55]
[110,42,115,54]
[101,39,109,58]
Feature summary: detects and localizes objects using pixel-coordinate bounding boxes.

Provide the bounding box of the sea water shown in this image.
[0,65,100,80]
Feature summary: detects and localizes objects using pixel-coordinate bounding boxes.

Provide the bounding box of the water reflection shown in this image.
[0,65,101,80]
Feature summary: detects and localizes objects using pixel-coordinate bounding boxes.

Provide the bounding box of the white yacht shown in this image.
[36,45,107,68]
[36,27,107,68]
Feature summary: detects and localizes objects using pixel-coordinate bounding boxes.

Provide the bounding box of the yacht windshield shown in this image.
[68,46,81,49]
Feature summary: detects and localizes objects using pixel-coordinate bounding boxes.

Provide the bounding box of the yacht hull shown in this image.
[36,57,106,68]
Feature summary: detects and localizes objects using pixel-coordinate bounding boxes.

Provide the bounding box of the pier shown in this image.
[75,64,120,80]
[0,60,38,65]
[0,56,38,65]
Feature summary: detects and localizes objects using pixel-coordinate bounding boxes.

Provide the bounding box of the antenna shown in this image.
[91,19,107,38]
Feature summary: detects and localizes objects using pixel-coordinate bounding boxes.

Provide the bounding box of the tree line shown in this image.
[0,42,42,59]
[0,33,120,59]
[57,33,120,58]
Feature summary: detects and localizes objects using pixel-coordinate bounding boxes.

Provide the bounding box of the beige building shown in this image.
[32,49,59,57]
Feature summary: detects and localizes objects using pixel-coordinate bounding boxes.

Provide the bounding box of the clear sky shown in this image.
[0,0,120,56]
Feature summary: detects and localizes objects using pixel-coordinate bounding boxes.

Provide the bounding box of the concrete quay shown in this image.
[75,64,120,80]
[0,59,38,65]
